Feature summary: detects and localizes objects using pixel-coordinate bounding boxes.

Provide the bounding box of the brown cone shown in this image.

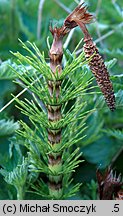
[64,3,115,111]
[83,37,115,111]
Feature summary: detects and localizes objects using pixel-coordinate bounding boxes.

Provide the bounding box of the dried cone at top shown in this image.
[64,3,115,111]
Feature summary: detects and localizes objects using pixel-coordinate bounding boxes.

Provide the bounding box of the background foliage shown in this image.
[0,0,123,199]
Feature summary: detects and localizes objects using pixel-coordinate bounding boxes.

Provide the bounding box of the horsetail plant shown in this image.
[10,36,91,199]
[1,2,117,200]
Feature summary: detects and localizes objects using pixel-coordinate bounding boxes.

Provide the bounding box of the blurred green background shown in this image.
[0,0,123,199]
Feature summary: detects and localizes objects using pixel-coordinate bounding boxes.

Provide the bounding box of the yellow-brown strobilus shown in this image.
[64,3,115,111]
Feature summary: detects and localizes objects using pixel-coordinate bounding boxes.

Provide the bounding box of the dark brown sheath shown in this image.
[64,3,115,111]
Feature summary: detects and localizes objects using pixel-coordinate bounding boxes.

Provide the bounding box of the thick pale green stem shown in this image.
[48,26,68,199]
[16,186,25,200]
